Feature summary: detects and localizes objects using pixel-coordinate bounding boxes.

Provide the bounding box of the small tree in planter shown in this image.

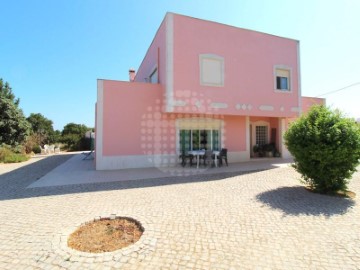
[284,105,360,194]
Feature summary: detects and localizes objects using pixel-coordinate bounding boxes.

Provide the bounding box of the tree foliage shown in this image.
[0,78,19,105]
[27,113,56,144]
[0,79,30,146]
[61,123,92,151]
[284,105,360,194]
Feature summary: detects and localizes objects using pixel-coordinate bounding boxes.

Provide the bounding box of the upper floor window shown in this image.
[149,67,158,84]
[274,66,291,91]
[199,54,224,87]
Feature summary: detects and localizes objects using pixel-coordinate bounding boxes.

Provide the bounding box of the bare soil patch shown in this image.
[68,217,143,253]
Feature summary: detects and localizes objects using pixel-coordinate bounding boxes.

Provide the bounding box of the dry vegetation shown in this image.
[68,217,143,253]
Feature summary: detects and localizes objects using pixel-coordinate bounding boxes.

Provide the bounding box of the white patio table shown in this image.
[188,150,205,169]
[188,150,220,169]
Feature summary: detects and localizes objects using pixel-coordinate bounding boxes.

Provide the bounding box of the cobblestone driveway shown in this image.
[0,155,359,269]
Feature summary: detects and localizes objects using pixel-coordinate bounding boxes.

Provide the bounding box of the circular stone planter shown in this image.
[67,216,144,253]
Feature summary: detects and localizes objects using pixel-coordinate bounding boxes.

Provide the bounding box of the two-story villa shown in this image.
[95,12,324,170]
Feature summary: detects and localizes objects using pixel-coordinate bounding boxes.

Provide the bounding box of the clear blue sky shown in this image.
[1,0,359,130]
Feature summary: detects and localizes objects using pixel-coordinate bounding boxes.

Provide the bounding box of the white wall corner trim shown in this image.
[259,105,274,111]
[165,13,174,112]
[245,116,250,154]
[96,79,104,170]
[280,118,292,159]
[297,41,302,116]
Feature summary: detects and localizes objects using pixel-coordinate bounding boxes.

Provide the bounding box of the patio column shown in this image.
[245,116,250,158]
[279,118,292,159]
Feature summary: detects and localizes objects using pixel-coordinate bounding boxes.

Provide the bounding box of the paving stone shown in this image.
[0,154,359,269]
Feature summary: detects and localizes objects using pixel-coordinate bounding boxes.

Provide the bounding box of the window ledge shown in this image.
[274,89,292,94]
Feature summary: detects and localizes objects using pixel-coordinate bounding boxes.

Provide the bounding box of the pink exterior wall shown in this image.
[102,80,166,155]
[100,79,249,157]
[223,116,247,151]
[172,14,300,118]
[96,13,328,169]
[134,17,167,85]
[302,96,325,113]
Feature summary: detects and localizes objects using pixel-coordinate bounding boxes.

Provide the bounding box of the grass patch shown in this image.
[0,147,30,163]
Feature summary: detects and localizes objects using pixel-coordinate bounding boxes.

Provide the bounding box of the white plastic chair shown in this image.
[42,144,49,154]
[48,145,55,154]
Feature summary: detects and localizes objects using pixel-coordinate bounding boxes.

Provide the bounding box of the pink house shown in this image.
[95,13,325,170]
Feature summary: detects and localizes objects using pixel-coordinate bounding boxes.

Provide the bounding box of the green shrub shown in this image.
[32,145,41,154]
[24,133,42,154]
[12,144,25,154]
[0,147,29,163]
[0,147,12,162]
[3,152,29,163]
[284,105,360,194]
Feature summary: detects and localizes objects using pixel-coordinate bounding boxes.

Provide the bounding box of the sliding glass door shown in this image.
[180,129,220,151]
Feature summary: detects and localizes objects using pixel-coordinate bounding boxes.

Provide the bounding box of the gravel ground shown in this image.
[0,155,359,269]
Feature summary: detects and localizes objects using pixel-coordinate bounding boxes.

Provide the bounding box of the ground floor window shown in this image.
[255,126,268,146]
[179,129,220,151]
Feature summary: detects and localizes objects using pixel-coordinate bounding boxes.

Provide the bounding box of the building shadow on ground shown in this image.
[0,155,277,201]
[0,154,76,201]
[256,186,355,217]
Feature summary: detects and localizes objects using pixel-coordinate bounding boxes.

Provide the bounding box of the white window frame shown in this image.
[274,65,292,93]
[175,118,224,154]
[179,129,221,151]
[199,54,224,87]
[251,121,270,149]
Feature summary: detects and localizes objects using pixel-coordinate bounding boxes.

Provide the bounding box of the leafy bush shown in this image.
[61,123,93,151]
[32,145,41,154]
[0,146,29,163]
[27,113,58,144]
[284,105,360,194]
[0,79,31,146]
[3,152,29,163]
[0,147,12,161]
[24,133,42,154]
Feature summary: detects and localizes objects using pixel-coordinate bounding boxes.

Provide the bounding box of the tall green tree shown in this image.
[27,113,55,144]
[284,105,360,194]
[61,123,92,151]
[0,78,19,105]
[0,79,30,146]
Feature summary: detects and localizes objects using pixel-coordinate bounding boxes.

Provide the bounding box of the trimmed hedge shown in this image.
[284,105,360,194]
